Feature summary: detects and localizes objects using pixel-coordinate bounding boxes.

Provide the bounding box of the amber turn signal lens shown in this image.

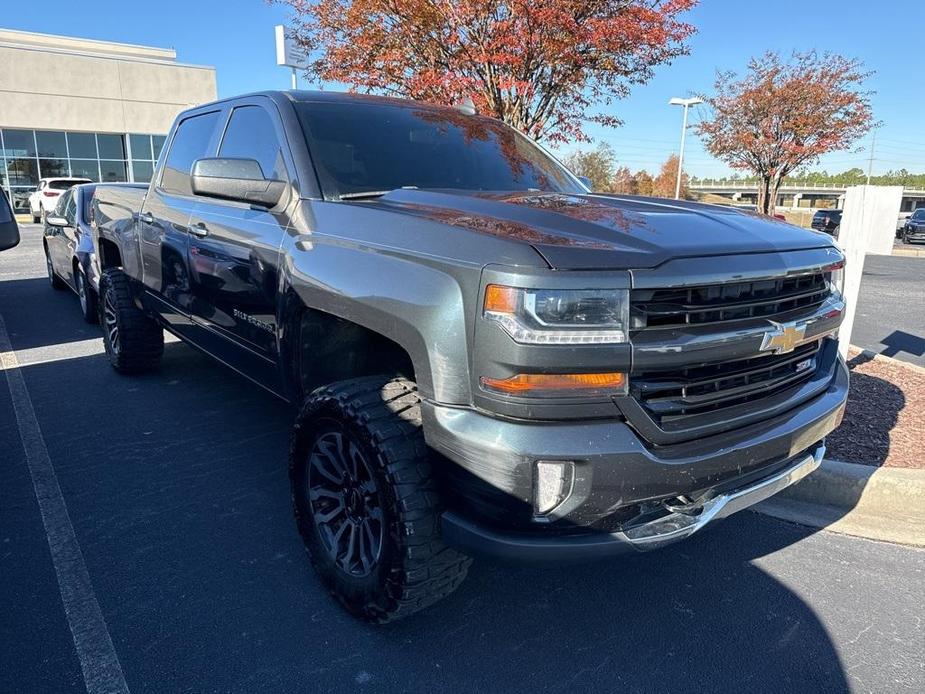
[483,284,519,314]
[480,372,627,396]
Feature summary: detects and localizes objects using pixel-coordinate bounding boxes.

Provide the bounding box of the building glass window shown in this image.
[152,135,167,160]
[96,134,125,160]
[39,158,70,178]
[129,134,153,160]
[69,160,100,182]
[2,129,36,158]
[35,131,68,158]
[131,161,155,183]
[1,128,164,212]
[66,133,97,159]
[100,160,127,182]
[6,158,38,186]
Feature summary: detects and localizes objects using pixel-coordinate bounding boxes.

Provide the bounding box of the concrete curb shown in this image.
[852,347,925,374]
[892,247,925,257]
[755,459,925,547]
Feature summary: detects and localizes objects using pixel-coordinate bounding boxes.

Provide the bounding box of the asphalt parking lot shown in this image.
[2,225,923,693]
[852,254,925,366]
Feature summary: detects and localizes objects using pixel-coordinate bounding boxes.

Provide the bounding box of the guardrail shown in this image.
[691,181,925,195]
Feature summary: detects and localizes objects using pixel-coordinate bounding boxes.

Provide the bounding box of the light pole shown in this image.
[669,97,703,199]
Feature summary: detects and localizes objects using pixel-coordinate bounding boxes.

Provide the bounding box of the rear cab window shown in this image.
[218,105,288,182]
[159,111,222,196]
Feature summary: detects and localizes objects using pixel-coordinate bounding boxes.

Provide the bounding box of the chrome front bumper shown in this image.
[617,444,825,550]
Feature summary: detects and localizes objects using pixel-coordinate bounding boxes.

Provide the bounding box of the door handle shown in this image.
[139,211,155,225]
[188,222,209,238]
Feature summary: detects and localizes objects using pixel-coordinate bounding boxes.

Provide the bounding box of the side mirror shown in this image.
[191,158,286,208]
[0,221,19,251]
[577,175,593,191]
[46,215,69,228]
[0,193,20,251]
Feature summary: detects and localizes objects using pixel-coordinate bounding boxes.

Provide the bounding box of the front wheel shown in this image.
[290,377,471,623]
[99,268,163,373]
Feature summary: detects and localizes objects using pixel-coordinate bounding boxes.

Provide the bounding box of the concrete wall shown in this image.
[0,29,217,135]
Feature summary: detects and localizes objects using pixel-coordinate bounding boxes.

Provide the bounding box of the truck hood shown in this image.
[366,189,835,269]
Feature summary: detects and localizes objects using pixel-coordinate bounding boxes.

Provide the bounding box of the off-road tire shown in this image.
[290,376,472,623]
[99,268,163,373]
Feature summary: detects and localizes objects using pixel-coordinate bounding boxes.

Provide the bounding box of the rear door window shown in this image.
[160,111,222,196]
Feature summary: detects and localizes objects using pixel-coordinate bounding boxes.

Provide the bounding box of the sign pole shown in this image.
[291,67,297,90]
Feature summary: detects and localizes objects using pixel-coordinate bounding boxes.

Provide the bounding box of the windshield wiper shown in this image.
[338,190,392,200]
[338,186,419,201]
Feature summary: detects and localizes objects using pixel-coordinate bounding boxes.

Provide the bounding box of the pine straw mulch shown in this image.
[825,347,925,468]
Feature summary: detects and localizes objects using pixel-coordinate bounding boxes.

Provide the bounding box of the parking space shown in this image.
[853,254,925,366]
[2,225,924,693]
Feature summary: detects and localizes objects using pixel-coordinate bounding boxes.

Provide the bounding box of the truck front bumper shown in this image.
[425,354,849,562]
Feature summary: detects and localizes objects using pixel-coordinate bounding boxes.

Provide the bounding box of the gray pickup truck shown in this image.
[92,90,849,622]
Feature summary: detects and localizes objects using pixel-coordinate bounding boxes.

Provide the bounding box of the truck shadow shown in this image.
[1,339,855,693]
[825,350,904,467]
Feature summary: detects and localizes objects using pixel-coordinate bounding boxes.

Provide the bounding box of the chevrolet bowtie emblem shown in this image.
[760,322,807,354]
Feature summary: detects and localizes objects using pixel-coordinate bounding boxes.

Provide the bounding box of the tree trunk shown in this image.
[757,176,772,215]
[767,177,782,216]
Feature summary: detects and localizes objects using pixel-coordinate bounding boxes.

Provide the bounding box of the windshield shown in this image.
[49,179,91,191]
[295,100,583,199]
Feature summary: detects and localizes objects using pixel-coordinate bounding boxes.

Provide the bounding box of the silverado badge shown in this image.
[760,321,808,355]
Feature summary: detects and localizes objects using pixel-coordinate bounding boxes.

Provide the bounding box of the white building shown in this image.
[0,28,217,212]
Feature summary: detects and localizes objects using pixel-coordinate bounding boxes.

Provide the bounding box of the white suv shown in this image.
[28,177,91,223]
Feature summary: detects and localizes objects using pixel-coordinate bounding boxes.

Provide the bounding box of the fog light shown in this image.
[534,461,575,516]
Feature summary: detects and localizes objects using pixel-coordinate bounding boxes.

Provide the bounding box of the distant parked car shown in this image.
[811,209,842,236]
[0,186,20,251]
[902,208,925,244]
[28,177,92,223]
[42,182,145,322]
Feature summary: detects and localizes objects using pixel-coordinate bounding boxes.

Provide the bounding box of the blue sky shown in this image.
[6,0,924,178]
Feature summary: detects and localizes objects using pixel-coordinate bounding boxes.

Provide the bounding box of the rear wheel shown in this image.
[45,248,65,290]
[290,376,471,623]
[99,268,163,373]
[76,268,98,324]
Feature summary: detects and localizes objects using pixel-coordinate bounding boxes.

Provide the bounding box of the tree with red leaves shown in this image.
[276,0,697,144]
[696,51,875,215]
[652,153,688,198]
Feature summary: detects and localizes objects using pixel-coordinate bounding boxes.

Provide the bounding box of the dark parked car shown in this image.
[92,91,849,622]
[812,209,842,236]
[0,187,20,251]
[43,182,146,322]
[902,208,925,244]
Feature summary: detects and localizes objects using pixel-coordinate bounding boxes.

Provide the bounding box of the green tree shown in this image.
[563,142,617,192]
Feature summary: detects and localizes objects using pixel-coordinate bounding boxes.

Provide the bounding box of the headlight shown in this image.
[827,261,845,299]
[483,285,629,344]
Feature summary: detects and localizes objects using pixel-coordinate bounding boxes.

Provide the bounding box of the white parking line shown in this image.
[0,313,130,694]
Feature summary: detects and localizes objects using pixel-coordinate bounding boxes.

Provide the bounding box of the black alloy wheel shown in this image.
[290,377,472,623]
[307,427,385,577]
[102,288,121,357]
